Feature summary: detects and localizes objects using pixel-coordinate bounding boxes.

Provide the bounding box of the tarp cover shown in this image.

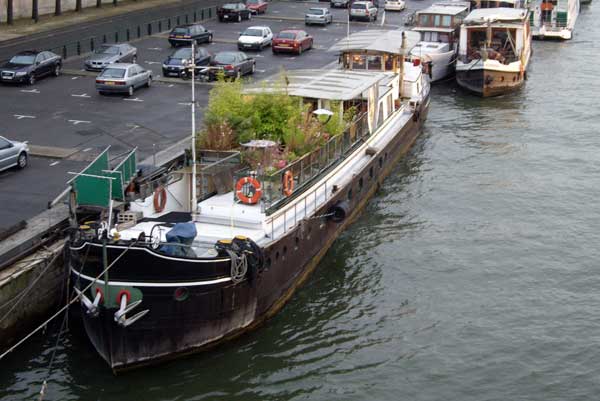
[160,222,197,257]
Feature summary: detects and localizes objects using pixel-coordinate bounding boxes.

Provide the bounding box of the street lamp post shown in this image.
[190,40,198,216]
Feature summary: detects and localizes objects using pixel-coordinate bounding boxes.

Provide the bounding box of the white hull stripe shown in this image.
[71,268,232,287]
[69,242,230,264]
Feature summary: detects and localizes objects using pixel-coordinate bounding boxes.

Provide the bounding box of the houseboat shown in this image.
[471,0,529,8]
[67,30,430,372]
[529,0,579,40]
[455,8,532,97]
[409,1,471,82]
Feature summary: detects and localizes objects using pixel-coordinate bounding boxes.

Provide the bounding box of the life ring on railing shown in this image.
[153,186,167,213]
[282,170,294,197]
[236,176,262,205]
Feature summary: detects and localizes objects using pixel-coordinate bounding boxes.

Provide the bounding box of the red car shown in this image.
[272,30,314,55]
[246,0,268,14]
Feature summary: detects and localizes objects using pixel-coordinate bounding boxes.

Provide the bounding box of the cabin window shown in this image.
[348,188,353,200]
[377,106,384,128]
[351,54,367,70]
[358,177,364,191]
[441,15,452,27]
[384,55,395,71]
[369,166,374,179]
[418,14,430,26]
[433,15,441,26]
[423,32,438,42]
[439,33,450,43]
[367,55,382,70]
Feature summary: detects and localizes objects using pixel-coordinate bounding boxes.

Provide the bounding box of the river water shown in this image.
[2,4,600,400]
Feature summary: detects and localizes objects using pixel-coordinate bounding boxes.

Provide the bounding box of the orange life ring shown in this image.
[153,186,167,213]
[236,176,262,204]
[282,170,294,196]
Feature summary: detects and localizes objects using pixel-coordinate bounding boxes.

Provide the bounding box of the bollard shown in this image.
[168,18,171,30]
[137,26,141,38]
[63,45,67,59]
[90,38,95,52]
[185,14,189,24]
[194,11,197,22]
[158,21,162,32]
[115,32,119,43]
[126,28,130,41]
[77,41,81,56]
[177,16,180,25]
[201,9,204,20]
[147,23,152,36]
[103,34,107,43]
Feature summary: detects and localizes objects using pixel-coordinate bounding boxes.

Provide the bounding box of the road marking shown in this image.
[20,89,40,94]
[71,77,79,80]
[14,114,36,119]
[49,161,60,167]
[68,119,91,125]
[254,54,264,58]
[82,147,92,152]
[286,57,296,60]
[148,47,163,50]
[145,61,161,65]
[168,84,174,87]
[178,102,191,106]
[123,97,144,102]
[257,69,266,73]
[71,93,91,98]
[273,10,280,13]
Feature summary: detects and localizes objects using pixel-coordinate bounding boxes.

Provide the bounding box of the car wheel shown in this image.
[28,75,36,85]
[248,12,251,20]
[310,39,313,50]
[251,63,256,74]
[298,45,303,55]
[208,34,213,43]
[132,55,138,63]
[17,152,28,169]
[53,64,61,77]
[127,86,134,97]
[374,14,378,21]
[236,69,242,80]
[146,76,152,88]
[238,14,242,22]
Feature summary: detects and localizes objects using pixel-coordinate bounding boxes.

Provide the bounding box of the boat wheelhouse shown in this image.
[529,0,579,40]
[409,2,471,82]
[471,0,529,8]
[67,30,430,372]
[456,8,532,97]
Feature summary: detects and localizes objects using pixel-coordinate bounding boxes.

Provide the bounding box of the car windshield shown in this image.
[243,29,263,37]
[277,32,297,39]
[96,46,119,54]
[173,48,193,58]
[214,53,237,64]
[172,28,189,34]
[100,68,126,78]
[247,0,259,3]
[308,8,324,14]
[223,4,238,9]
[352,3,366,8]
[9,55,35,65]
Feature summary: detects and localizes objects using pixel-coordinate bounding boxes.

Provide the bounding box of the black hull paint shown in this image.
[70,99,430,372]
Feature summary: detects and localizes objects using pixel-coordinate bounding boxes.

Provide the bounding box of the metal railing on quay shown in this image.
[46,5,217,61]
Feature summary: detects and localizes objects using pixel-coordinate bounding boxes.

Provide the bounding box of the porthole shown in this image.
[283,246,287,255]
[276,251,280,260]
[174,287,189,302]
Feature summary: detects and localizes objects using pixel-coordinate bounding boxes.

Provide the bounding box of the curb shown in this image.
[28,145,79,159]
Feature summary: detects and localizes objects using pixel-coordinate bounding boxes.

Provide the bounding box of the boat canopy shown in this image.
[328,30,421,55]
[464,8,528,24]
[417,4,470,15]
[244,69,388,101]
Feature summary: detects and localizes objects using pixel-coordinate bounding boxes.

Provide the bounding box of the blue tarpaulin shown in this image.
[159,222,197,257]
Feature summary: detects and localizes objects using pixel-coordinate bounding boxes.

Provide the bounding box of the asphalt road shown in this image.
[0,1,415,230]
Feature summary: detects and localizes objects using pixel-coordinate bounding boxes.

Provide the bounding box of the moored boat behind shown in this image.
[456,8,532,97]
[530,0,579,40]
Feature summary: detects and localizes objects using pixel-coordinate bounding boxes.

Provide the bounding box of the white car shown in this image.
[237,26,273,51]
[349,1,378,21]
[384,0,406,11]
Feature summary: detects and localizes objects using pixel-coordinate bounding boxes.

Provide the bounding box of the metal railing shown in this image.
[233,112,370,214]
[44,5,217,61]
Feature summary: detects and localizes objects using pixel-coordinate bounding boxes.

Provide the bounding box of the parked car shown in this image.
[168,24,213,47]
[238,26,273,51]
[330,0,349,8]
[0,136,29,171]
[205,51,255,81]
[95,63,152,96]
[384,0,405,11]
[349,1,378,21]
[162,47,212,78]
[246,0,268,14]
[84,43,137,71]
[305,7,333,25]
[0,50,61,85]
[272,30,313,55]
[217,3,252,22]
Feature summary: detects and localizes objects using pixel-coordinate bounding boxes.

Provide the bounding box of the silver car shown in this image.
[0,136,29,171]
[84,43,137,71]
[305,7,333,25]
[95,63,152,96]
[350,1,378,21]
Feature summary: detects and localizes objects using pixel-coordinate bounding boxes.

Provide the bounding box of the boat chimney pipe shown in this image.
[399,31,406,98]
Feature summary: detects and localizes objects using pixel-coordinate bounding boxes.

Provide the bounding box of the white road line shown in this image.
[257,69,266,73]
[49,161,60,166]
[144,61,161,65]
[148,47,163,50]
[178,102,191,106]
[14,114,36,119]
[68,119,91,125]
[71,93,91,98]
[123,98,144,102]
[82,148,92,152]
[286,57,296,60]
[168,84,174,87]
[254,54,264,58]
[71,77,79,80]
[20,89,40,94]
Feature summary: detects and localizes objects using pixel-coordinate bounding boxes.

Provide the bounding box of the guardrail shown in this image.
[46,5,217,61]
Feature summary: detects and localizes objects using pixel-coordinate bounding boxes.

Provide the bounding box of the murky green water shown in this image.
[3,4,600,400]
